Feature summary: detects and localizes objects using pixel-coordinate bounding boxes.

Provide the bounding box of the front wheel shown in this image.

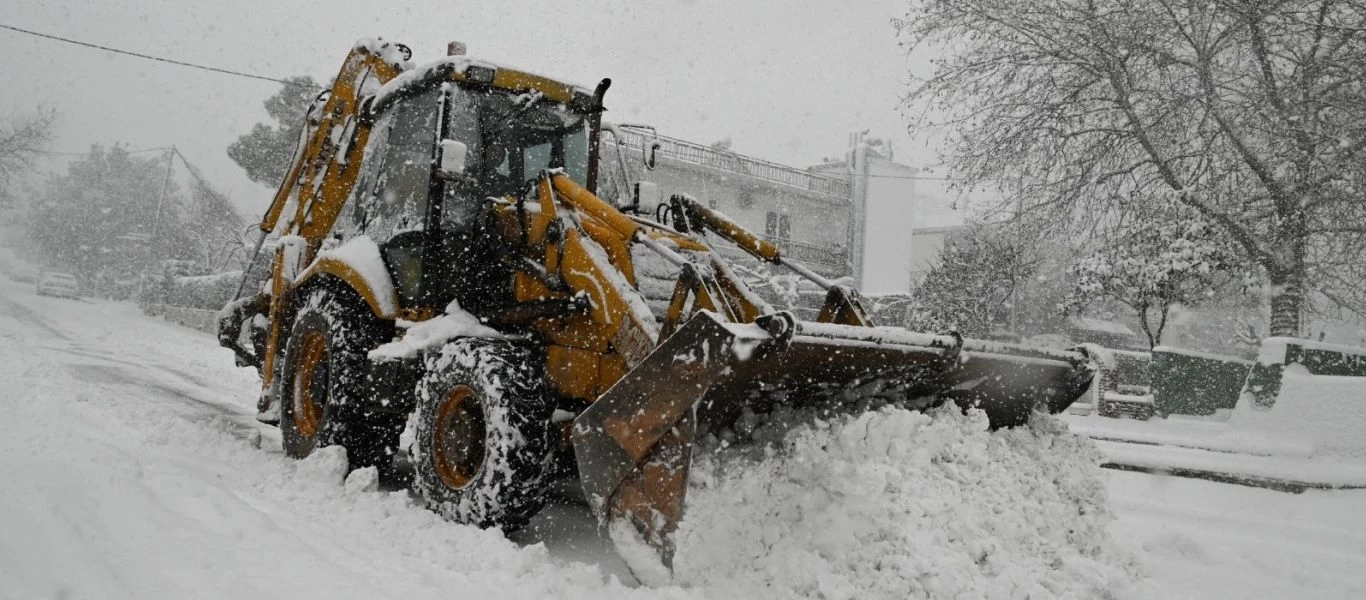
[413,338,554,531]
[278,287,400,471]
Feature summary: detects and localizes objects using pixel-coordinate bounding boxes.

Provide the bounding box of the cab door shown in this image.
[350,87,443,306]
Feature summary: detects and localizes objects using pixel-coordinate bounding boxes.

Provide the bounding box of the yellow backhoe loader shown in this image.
[219,38,1096,579]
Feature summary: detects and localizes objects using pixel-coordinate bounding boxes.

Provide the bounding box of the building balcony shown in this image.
[614,128,852,199]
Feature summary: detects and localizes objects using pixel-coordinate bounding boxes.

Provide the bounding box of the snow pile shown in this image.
[296,445,351,487]
[674,407,1143,598]
[370,299,508,360]
[1229,366,1366,460]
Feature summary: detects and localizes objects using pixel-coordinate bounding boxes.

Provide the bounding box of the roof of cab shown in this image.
[371,56,594,113]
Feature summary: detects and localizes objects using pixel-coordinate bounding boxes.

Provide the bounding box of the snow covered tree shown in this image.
[1065,209,1245,348]
[897,222,1041,337]
[899,0,1366,337]
[0,108,56,208]
[26,146,196,289]
[227,76,320,187]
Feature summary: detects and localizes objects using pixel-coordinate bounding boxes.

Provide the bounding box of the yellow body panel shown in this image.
[547,345,601,401]
[580,219,635,288]
[491,69,581,104]
[260,249,290,390]
[294,257,401,320]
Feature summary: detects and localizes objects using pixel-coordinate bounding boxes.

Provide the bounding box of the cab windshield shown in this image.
[446,86,590,198]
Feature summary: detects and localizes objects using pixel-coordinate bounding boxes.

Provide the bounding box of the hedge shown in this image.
[1150,346,1252,416]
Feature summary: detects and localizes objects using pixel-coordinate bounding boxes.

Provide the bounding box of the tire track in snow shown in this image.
[64,362,266,443]
[0,289,70,340]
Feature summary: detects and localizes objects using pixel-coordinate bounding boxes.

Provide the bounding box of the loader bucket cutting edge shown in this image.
[570,310,1095,577]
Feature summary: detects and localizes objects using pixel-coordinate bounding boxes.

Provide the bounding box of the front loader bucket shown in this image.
[570,311,1094,579]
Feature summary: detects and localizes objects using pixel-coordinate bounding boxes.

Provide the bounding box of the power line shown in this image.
[2,23,988,184]
[23,146,171,157]
[0,22,320,89]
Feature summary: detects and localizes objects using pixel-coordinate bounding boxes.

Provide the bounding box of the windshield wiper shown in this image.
[486,90,545,136]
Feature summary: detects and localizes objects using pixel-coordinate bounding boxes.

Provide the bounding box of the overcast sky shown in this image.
[2,0,928,218]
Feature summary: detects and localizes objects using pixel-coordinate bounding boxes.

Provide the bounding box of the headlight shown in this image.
[464,65,496,85]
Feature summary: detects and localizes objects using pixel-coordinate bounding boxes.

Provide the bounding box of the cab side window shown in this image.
[355,87,441,244]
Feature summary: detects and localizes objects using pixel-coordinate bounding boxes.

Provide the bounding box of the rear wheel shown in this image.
[278,287,401,471]
[413,338,553,531]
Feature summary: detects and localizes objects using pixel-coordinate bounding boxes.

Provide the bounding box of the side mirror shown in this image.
[438,140,469,178]
[644,141,661,171]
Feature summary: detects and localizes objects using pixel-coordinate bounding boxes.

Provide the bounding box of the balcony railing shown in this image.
[614,128,851,199]
[770,236,847,270]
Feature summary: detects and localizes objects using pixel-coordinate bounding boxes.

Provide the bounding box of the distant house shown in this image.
[810,134,920,293]
[811,135,1004,293]
[600,127,1005,294]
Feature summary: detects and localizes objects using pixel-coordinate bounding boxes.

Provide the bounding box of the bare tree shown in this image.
[0,108,57,207]
[177,150,247,272]
[899,0,1366,336]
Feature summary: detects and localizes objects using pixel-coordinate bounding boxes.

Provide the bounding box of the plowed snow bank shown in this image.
[675,407,1144,598]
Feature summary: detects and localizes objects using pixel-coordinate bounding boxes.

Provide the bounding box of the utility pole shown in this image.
[150,145,176,250]
[137,146,176,302]
[846,130,870,288]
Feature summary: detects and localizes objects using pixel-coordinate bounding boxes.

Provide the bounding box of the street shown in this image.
[0,277,1362,599]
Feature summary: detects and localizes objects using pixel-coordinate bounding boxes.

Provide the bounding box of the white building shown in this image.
[811,133,1006,294]
[809,134,917,293]
[603,128,854,280]
[602,127,999,295]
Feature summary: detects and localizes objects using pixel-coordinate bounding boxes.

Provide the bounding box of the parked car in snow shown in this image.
[36,272,80,299]
[10,265,39,284]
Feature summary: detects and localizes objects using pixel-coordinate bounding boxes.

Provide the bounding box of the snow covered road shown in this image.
[1,277,1364,599]
[0,280,661,600]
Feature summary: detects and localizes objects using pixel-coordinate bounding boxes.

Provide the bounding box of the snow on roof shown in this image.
[370,57,479,108]
[371,56,593,111]
[1069,316,1137,336]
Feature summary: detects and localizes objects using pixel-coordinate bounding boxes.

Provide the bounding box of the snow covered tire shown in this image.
[278,286,399,471]
[413,338,553,531]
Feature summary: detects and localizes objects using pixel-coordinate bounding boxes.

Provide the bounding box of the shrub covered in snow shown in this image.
[1065,204,1247,350]
[165,270,243,310]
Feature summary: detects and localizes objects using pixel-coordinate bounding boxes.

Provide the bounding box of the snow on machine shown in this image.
[218,38,1096,579]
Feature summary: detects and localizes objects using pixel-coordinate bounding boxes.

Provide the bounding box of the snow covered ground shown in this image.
[1,275,1364,599]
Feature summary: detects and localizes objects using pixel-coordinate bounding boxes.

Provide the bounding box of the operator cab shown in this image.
[442,85,591,226]
[343,59,606,315]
